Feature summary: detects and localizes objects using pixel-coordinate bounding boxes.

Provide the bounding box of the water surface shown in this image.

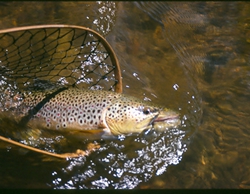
[0,1,249,189]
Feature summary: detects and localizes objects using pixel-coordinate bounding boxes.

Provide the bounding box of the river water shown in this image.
[0,1,249,189]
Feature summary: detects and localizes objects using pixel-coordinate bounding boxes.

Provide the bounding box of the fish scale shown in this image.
[17,88,123,131]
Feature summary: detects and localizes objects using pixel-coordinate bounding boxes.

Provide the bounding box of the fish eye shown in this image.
[143,109,150,115]
[143,107,153,115]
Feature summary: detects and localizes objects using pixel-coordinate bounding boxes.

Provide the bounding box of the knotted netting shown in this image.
[0,24,122,110]
[0,25,123,158]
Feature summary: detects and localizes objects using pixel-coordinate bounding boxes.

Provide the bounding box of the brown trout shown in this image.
[3,88,180,136]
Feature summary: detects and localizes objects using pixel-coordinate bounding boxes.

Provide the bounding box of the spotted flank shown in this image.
[7,88,180,135]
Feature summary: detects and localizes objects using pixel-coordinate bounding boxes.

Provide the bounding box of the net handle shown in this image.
[0,135,100,159]
[0,24,123,93]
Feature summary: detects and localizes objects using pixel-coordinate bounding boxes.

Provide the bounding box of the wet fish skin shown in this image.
[7,88,180,135]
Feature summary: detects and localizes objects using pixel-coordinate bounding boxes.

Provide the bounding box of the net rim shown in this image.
[0,24,123,93]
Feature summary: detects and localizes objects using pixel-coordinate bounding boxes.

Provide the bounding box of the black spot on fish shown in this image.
[56,124,60,129]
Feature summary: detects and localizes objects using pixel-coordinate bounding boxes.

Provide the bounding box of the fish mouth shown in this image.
[152,110,180,126]
[153,114,179,122]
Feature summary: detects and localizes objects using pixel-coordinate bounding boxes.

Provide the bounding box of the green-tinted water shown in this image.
[0,1,249,189]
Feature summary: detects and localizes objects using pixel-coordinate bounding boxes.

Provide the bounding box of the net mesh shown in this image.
[0,25,122,109]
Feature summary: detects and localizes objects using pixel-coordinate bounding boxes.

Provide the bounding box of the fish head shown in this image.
[103,96,180,135]
[153,108,181,132]
[104,96,159,135]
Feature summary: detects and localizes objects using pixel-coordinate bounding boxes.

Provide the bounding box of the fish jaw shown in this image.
[105,113,158,136]
[153,109,181,131]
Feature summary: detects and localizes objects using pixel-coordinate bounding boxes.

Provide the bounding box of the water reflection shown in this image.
[136,1,247,83]
[50,126,187,189]
[0,1,249,189]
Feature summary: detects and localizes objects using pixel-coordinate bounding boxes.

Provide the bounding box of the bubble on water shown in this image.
[173,84,179,90]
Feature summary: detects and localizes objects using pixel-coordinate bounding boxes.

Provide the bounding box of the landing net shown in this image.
[0,24,122,109]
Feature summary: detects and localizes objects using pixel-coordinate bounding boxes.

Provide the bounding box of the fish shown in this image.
[3,87,180,136]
